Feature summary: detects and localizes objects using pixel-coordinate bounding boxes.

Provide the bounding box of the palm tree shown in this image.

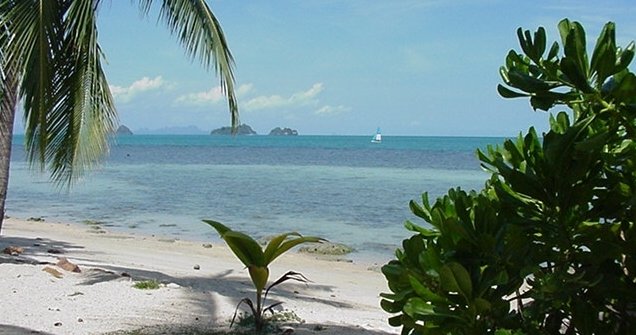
[0,0,238,233]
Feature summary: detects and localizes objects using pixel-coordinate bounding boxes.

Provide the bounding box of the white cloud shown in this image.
[176,86,224,105]
[236,83,254,97]
[244,83,324,111]
[315,105,351,115]
[110,76,166,103]
[175,82,348,118]
[176,83,254,105]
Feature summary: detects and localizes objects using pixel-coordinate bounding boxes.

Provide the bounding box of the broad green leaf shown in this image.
[203,219,231,235]
[403,297,435,318]
[507,68,559,93]
[263,232,299,263]
[387,315,403,327]
[559,19,589,78]
[590,21,616,86]
[410,199,432,222]
[382,263,405,277]
[534,27,547,60]
[547,41,560,60]
[616,42,635,73]
[408,275,447,304]
[612,72,636,101]
[248,266,269,292]
[220,231,265,267]
[203,220,264,267]
[497,84,528,98]
[530,95,556,111]
[268,235,324,263]
[473,297,492,313]
[440,262,473,300]
[560,57,592,92]
[381,299,402,314]
[405,220,439,237]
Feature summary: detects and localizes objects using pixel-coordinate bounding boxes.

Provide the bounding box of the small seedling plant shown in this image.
[204,220,324,333]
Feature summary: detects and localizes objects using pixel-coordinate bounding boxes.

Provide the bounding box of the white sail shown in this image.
[371,128,382,143]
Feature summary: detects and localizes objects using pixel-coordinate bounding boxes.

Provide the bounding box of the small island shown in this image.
[268,127,298,136]
[210,124,257,135]
[116,125,133,135]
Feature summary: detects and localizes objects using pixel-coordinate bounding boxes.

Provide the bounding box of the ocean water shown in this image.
[7,135,504,262]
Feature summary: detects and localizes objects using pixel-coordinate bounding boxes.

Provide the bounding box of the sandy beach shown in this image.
[0,217,398,335]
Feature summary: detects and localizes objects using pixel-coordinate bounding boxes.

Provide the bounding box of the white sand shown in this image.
[0,218,398,335]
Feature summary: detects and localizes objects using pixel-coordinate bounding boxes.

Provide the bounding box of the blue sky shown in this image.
[17,1,636,136]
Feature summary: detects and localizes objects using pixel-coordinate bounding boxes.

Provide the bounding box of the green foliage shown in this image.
[204,220,323,333]
[0,0,238,187]
[133,280,161,290]
[382,19,636,334]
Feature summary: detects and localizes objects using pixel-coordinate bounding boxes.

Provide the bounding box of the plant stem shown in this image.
[255,288,263,332]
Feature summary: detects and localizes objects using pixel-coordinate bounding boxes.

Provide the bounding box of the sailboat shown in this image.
[371,127,382,143]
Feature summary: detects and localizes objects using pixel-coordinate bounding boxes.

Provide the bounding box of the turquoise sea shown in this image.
[7,135,505,263]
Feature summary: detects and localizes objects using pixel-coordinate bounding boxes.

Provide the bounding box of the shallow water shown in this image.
[7,135,503,262]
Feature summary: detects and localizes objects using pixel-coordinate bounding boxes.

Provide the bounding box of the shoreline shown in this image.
[0,217,398,335]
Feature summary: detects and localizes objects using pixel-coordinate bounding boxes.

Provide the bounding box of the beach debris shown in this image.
[28,217,45,222]
[202,243,213,248]
[68,292,84,297]
[166,283,181,289]
[193,264,200,270]
[54,322,62,327]
[121,272,131,277]
[88,225,107,234]
[56,257,81,273]
[78,318,84,323]
[43,266,64,278]
[2,246,24,255]
[82,219,105,226]
[47,248,64,254]
[298,242,353,256]
[281,326,294,334]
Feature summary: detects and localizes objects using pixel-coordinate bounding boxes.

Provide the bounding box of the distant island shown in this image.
[116,125,133,135]
[269,127,298,136]
[210,124,257,135]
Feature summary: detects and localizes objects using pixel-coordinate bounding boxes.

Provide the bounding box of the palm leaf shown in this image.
[1,0,116,187]
[268,235,325,263]
[263,271,310,302]
[137,0,238,131]
[203,220,265,267]
[46,0,116,187]
[263,232,302,263]
[1,0,64,170]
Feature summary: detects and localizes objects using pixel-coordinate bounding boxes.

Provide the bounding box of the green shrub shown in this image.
[133,280,161,290]
[381,19,636,334]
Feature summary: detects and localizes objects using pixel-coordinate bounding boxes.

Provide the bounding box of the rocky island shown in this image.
[210,124,257,135]
[116,125,133,135]
[269,127,298,136]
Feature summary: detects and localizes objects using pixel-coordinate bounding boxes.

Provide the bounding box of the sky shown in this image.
[15,0,636,136]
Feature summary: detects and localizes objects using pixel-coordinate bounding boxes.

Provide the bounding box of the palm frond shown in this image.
[137,0,238,131]
[1,0,116,187]
[0,3,20,133]
[1,0,65,170]
[46,0,117,186]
